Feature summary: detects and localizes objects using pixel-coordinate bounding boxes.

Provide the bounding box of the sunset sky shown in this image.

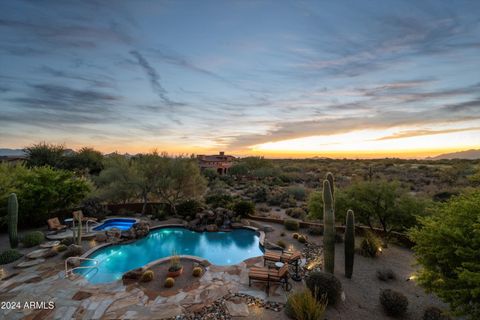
[1,1,479,158]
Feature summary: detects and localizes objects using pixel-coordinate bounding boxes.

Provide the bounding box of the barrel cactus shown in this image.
[7,193,18,249]
[323,178,335,274]
[344,209,355,278]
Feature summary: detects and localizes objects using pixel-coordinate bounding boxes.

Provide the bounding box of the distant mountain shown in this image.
[0,148,25,157]
[428,149,480,160]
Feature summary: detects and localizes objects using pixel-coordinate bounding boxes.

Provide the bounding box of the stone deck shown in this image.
[0,256,289,320]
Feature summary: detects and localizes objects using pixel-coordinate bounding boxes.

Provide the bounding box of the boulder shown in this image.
[66,245,84,258]
[132,221,150,238]
[225,301,249,317]
[95,233,107,242]
[121,229,136,240]
[231,222,244,229]
[106,228,122,239]
[206,224,218,232]
[122,268,144,280]
[262,225,275,233]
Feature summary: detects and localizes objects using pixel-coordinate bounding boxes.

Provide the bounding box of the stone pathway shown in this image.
[0,257,288,320]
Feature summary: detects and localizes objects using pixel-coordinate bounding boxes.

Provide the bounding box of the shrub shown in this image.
[409,191,480,319]
[285,289,327,320]
[22,231,45,248]
[164,277,175,288]
[233,200,255,217]
[192,267,203,277]
[305,272,342,306]
[287,186,307,201]
[376,268,396,281]
[298,235,307,244]
[284,219,300,231]
[257,204,270,212]
[140,270,154,282]
[285,207,306,219]
[60,237,75,246]
[280,232,286,237]
[423,306,452,320]
[308,227,323,236]
[176,199,203,217]
[281,196,297,209]
[379,289,408,317]
[293,233,299,239]
[0,249,23,265]
[55,244,68,252]
[205,194,234,209]
[360,230,382,257]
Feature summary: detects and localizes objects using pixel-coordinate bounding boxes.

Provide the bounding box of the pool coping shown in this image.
[79,223,265,282]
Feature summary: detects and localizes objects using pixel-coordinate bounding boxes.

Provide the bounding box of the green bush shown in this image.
[285,207,306,219]
[0,249,23,265]
[305,271,342,306]
[423,306,452,320]
[285,289,327,320]
[360,230,381,257]
[276,240,286,249]
[284,219,300,231]
[379,289,408,317]
[376,268,396,281]
[22,231,45,248]
[176,199,203,217]
[409,191,480,320]
[287,186,307,201]
[205,194,234,209]
[233,200,255,217]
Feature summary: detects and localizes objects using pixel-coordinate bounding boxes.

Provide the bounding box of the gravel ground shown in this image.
[261,224,451,320]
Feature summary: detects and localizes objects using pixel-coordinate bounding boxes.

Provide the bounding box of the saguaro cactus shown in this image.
[325,172,335,209]
[7,193,19,248]
[345,209,355,278]
[323,179,335,274]
[76,216,82,245]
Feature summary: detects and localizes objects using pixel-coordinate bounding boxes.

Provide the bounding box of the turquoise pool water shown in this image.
[76,227,263,283]
[92,218,136,231]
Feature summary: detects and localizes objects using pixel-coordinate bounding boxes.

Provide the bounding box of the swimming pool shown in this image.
[92,218,137,231]
[76,227,264,283]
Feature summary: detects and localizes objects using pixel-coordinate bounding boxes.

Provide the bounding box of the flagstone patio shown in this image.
[0,254,290,320]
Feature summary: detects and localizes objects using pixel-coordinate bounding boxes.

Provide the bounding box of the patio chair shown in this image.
[73,210,97,223]
[248,263,291,295]
[47,217,67,233]
[263,250,302,281]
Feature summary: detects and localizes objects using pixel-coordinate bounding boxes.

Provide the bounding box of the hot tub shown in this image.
[92,218,137,231]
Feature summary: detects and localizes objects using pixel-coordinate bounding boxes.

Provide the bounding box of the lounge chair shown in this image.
[73,210,97,223]
[263,250,302,281]
[47,218,67,233]
[248,264,291,295]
